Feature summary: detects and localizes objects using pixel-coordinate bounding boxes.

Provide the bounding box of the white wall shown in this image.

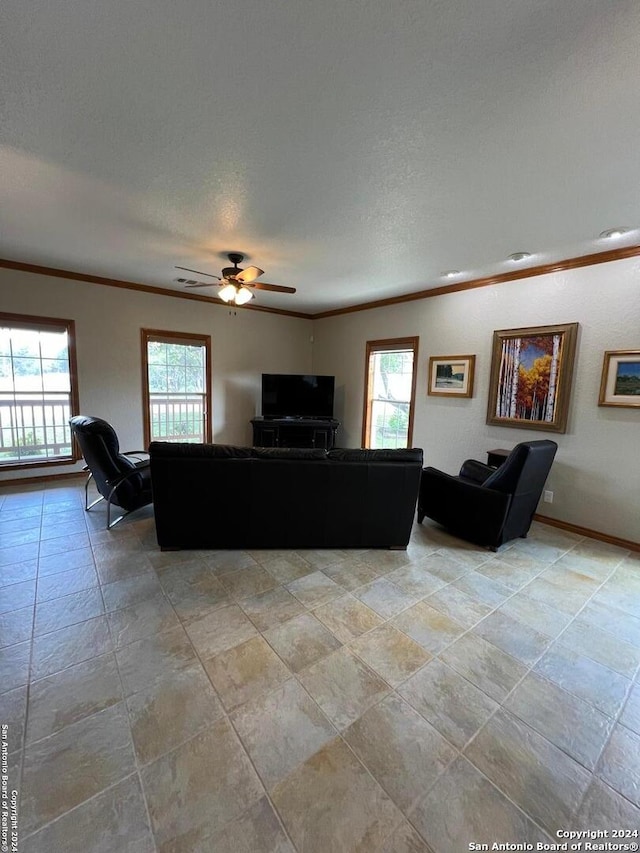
[0,268,313,480]
[312,256,640,543]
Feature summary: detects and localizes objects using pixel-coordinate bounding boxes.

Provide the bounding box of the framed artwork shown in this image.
[599,350,640,408]
[486,322,578,432]
[428,355,475,398]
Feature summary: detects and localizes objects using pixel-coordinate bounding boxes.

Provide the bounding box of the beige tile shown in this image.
[127,662,223,764]
[271,737,402,853]
[353,578,421,619]
[380,821,431,853]
[219,564,278,599]
[357,549,411,573]
[411,756,548,851]
[0,685,27,754]
[574,779,640,830]
[425,585,492,628]
[107,591,180,648]
[620,682,640,734]
[0,579,36,614]
[0,640,29,692]
[260,553,315,584]
[551,551,615,582]
[534,643,631,717]
[452,570,512,606]
[232,677,335,789]
[560,619,640,677]
[472,609,550,665]
[21,702,136,835]
[504,672,614,770]
[36,563,98,602]
[321,558,383,590]
[205,635,291,710]
[161,566,231,623]
[38,531,89,557]
[37,547,94,577]
[350,624,431,686]
[300,647,390,730]
[34,586,105,635]
[264,612,341,672]
[21,774,155,853]
[386,563,447,598]
[440,633,527,702]
[392,601,465,654]
[185,604,257,658]
[141,718,263,852]
[399,659,498,749]
[203,796,295,853]
[204,550,259,574]
[344,694,455,814]
[464,709,592,834]
[27,653,123,743]
[95,550,155,584]
[116,625,197,697]
[0,559,37,585]
[596,723,640,806]
[580,599,640,648]
[296,548,349,570]
[101,572,162,612]
[412,551,470,582]
[522,576,591,615]
[498,591,573,638]
[314,593,383,642]
[31,614,113,680]
[477,556,542,589]
[0,605,33,648]
[239,586,305,631]
[285,571,344,607]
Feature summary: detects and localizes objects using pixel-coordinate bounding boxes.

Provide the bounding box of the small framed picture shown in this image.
[598,350,640,408]
[428,355,475,398]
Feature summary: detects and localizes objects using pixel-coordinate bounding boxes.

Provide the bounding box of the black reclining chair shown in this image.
[69,415,153,529]
[417,439,558,550]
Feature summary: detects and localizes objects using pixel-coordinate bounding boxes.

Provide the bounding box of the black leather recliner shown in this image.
[417,439,558,550]
[69,415,153,528]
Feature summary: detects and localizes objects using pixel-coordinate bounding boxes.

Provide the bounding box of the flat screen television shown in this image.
[261,374,335,419]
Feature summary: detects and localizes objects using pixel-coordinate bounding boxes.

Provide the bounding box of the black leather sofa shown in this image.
[149,443,423,550]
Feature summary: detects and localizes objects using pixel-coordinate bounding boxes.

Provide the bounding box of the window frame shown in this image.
[140,328,213,447]
[361,336,419,449]
[0,312,81,470]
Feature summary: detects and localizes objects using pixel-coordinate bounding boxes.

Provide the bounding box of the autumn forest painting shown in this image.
[487,323,578,433]
[495,334,563,422]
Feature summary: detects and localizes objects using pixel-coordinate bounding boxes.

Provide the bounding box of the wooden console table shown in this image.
[487,448,511,468]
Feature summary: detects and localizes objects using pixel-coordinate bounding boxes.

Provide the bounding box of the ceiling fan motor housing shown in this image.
[222,252,245,280]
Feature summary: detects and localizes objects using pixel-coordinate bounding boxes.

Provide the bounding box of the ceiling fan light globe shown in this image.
[235,286,254,305]
[218,283,237,303]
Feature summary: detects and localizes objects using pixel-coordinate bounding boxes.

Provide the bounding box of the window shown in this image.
[362,337,419,449]
[0,313,80,468]
[141,329,212,446]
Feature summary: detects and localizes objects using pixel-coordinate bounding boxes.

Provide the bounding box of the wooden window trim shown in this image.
[141,328,213,447]
[0,312,81,470]
[361,336,420,449]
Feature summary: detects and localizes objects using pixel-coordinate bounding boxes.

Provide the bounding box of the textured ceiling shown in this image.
[1,0,639,313]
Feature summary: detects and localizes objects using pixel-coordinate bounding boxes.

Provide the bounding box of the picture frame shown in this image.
[598,350,640,408]
[486,322,578,433]
[428,354,475,398]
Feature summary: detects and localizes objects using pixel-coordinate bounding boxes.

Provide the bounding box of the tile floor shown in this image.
[1,480,639,852]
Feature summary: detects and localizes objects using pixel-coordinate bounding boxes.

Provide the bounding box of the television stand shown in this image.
[251,417,339,449]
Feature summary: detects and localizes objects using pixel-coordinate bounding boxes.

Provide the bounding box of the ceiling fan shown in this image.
[175,253,296,305]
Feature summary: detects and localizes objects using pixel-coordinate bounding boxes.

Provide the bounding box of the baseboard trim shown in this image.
[0,471,86,488]
[534,513,640,553]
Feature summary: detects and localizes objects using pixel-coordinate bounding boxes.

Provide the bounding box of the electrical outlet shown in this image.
[543,490,554,503]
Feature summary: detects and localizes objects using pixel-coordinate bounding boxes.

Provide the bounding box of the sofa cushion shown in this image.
[149,442,253,459]
[328,448,423,463]
[252,447,328,460]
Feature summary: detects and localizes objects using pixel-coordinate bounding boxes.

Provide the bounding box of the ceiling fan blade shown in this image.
[185,281,217,289]
[175,266,221,279]
[235,265,264,284]
[251,282,297,294]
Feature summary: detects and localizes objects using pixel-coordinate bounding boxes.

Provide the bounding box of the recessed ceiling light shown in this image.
[599,227,631,239]
[508,252,532,262]
[442,270,461,278]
